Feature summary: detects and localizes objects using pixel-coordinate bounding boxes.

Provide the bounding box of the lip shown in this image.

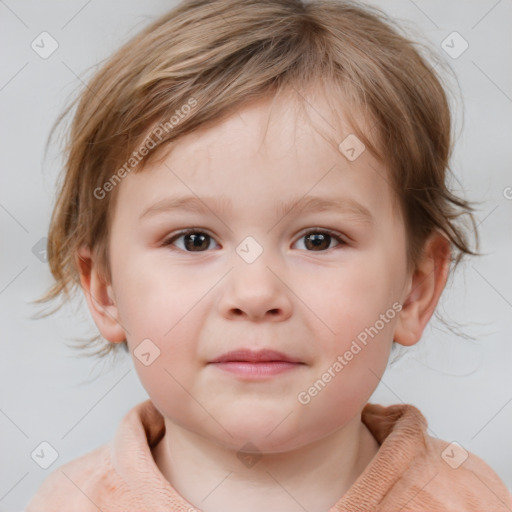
[208,349,305,379]
[210,361,303,378]
[209,349,303,364]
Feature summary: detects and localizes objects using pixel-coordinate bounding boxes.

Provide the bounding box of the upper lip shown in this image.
[209,349,303,364]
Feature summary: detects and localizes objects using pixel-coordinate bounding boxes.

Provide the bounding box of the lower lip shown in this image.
[209,361,303,378]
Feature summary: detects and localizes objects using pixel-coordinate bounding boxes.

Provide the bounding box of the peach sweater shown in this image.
[26,399,512,511]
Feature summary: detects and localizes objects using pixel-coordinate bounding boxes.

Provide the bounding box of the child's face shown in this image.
[103,90,412,451]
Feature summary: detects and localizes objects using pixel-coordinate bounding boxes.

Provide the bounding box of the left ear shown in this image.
[394,231,451,347]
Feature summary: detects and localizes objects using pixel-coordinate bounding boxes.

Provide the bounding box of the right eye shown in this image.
[162,229,221,252]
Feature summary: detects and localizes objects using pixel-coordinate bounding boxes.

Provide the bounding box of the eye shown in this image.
[162,229,219,252]
[162,228,347,253]
[294,229,346,252]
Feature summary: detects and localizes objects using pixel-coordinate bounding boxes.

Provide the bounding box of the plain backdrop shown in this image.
[1,0,511,510]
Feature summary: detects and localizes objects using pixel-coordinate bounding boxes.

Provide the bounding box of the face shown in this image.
[106,88,411,452]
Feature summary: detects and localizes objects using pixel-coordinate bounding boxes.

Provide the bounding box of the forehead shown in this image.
[113,88,397,227]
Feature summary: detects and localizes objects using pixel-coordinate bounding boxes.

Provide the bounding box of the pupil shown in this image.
[187,233,208,251]
[307,233,329,250]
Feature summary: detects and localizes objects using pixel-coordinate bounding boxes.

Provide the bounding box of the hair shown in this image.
[33,0,480,361]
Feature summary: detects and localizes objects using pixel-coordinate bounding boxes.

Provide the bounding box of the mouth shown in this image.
[208,349,305,379]
[209,349,303,364]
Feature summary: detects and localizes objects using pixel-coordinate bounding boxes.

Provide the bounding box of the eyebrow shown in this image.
[139,194,374,224]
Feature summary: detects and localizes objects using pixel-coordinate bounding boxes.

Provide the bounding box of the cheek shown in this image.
[112,258,207,392]
[131,357,206,434]
[307,255,398,375]
[293,334,391,444]
[315,258,395,326]
[114,253,207,337]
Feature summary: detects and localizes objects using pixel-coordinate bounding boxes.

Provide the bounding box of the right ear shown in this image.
[75,245,126,343]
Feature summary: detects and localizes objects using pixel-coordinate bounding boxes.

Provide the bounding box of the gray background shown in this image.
[1,0,511,510]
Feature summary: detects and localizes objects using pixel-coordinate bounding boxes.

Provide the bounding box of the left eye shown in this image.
[162,229,346,253]
[295,229,345,251]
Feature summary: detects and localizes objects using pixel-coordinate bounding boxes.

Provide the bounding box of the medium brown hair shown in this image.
[34,0,479,360]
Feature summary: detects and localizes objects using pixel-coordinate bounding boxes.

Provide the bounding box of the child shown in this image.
[27,0,512,510]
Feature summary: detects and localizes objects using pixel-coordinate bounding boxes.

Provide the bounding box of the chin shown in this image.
[213,415,304,452]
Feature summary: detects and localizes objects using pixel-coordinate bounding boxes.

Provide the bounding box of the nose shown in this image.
[218,257,293,322]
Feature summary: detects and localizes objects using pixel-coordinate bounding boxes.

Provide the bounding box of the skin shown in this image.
[77,87,451,512]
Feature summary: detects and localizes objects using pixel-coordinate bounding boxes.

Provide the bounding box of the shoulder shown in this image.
[25,443,118,512]
[424,436,512,510]
[363,402,512,510]
[396,430,512,511]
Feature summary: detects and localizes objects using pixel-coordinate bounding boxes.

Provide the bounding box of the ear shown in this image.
[393,231,451,347]
[75,245,126,343]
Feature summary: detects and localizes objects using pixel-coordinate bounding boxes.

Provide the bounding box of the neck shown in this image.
[152,412,380,512]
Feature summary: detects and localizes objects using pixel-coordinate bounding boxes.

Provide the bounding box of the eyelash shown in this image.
[161,228,347,253]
